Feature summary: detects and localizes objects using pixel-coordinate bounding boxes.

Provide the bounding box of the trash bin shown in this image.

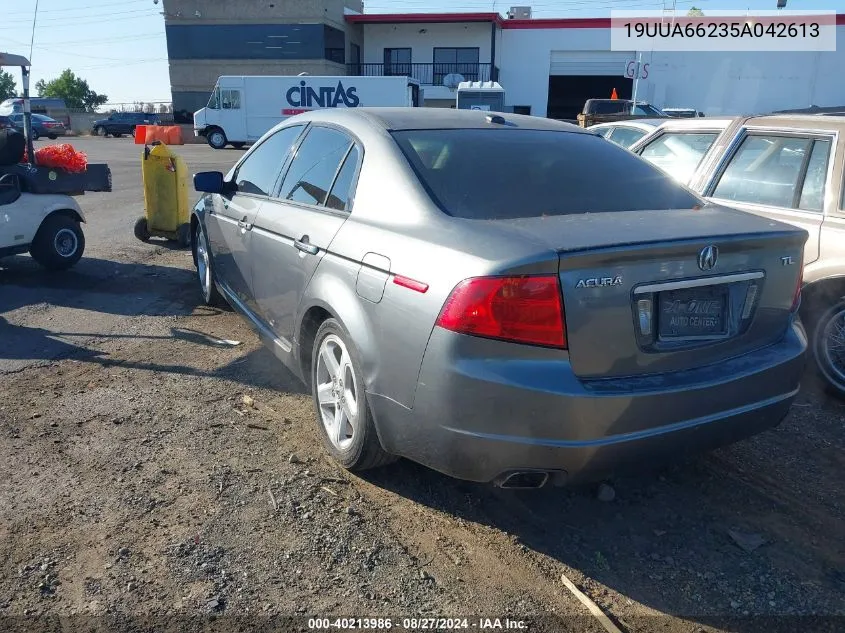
[135,142,191,246]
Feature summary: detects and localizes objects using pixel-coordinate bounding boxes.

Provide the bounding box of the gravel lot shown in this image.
[1,137,843,632]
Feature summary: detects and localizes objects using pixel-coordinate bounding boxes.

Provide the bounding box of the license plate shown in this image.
[658,287,727,340]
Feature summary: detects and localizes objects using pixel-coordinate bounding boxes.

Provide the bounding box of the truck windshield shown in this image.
[392,128,701,219]
[207,87,220,110]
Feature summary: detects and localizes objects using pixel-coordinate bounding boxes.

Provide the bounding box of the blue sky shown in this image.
[1,0,840,105]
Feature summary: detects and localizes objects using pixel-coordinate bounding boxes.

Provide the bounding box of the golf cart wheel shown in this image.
[207,128,227,150]
[134,217,151,242]
[176,223,191,248]
[30,214,85,270]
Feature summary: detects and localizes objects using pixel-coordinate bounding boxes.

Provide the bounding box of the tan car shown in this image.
[630,114,845,395]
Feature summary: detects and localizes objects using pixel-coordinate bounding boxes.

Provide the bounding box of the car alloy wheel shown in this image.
[315,334,359,451]
[196,224,212,302]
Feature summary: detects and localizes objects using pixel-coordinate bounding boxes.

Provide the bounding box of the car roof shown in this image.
[288,107,591,134]
[743,113,845,131]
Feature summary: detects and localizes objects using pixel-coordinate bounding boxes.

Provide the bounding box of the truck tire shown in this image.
[30,214,85,270]
[207,128,227,150]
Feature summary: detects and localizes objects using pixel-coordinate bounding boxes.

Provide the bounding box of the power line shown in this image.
[29,0,40,62]
[4,0,142,17]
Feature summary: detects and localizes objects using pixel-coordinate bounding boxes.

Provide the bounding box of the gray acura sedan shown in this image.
[191,108,808,488]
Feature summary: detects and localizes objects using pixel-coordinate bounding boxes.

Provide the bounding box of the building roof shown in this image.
[346,13,845,29]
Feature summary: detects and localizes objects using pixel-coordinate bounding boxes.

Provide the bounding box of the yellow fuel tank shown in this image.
[135,143,191,246]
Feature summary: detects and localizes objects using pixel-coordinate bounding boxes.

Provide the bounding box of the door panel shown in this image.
[250,203,347,353]
[251,127,360,360]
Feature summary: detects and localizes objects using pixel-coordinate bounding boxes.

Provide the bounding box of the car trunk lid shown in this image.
[491,205,807,379]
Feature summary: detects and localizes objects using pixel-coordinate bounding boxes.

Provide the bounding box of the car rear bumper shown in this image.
[369,320,807,484]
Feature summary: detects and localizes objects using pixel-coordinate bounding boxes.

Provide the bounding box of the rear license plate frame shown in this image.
[657,285,730,341]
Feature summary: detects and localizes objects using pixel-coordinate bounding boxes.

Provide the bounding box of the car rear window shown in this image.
[391,128,701,219]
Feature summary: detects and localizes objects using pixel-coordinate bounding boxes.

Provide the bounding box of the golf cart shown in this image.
[0,53,109,270]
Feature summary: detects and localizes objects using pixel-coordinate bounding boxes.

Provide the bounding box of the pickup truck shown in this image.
[577,99,667,128]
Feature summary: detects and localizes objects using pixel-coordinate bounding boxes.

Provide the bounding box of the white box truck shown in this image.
[194,75,423,149]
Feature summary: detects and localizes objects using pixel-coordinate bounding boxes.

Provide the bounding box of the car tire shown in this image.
[133,217,150,242]
[48,135,57,140]
[311,318,397,472]
[31,130,40,141]
[207,128,227,150]
[812,298,845,399]
[113,133,122,139]
[193,221,226,307]
[95,126,106,137]
[29,214,85,270]
[176,223,191,248]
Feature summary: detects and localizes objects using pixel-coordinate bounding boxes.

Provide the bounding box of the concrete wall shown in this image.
[499,24,845,117]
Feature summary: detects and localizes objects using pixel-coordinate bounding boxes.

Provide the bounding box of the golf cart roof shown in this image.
[0,53,31,67]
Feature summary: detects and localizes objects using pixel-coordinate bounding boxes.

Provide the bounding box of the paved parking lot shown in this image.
[1,137,843,631]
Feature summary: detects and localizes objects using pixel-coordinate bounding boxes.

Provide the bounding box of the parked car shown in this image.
[630,115,845,396]
[0,115,14,130]
[92,112,161,138]
[191,108,806,487]
[627,117,735,184]
[588,119,665,149]
[0,97,70,128]
[8,113,66,140]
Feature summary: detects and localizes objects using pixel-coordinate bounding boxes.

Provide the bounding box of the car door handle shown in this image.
[294,236,319,255]
[237,216,253,232]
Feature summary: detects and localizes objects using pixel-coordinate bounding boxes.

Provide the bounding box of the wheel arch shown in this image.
[296,279,379,395]
[43,205,85,226]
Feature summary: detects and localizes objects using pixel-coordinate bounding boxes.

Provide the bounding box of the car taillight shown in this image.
[435,275,567,348]
[791,261,803,313]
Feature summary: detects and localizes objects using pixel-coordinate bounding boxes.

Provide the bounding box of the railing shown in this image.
[348,63,496,86]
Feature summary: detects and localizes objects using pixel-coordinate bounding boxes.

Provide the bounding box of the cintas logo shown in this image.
[286,80,360,108]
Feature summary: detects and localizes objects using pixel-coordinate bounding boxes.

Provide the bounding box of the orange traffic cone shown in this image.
[611,88,618,100]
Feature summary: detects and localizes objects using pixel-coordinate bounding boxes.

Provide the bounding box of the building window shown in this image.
[433,47,480,85]
[324,25,345,64]
[384,48,411,76]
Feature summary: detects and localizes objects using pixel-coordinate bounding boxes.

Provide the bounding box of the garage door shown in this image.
[549,51,634,76]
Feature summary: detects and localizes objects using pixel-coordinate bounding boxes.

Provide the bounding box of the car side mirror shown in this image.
[194,171,225,194]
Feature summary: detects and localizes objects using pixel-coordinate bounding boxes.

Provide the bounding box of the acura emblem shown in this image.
[698,245,719,271]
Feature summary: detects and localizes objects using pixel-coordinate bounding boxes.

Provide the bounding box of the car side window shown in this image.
[640,132,719,183]
[233,125,305,197]
[798,139,831,212]
[712,134,820,210]
[278,126,354,207]
[325,145,361,212]
[608,127,646,148]
[222,90,241,110]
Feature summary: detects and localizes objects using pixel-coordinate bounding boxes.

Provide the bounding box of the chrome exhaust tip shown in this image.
[495,470,550,489]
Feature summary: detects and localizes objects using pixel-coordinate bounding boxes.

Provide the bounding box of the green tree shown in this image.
[34,69,108,111]
[0,70,17,101]
[687,6,704,16]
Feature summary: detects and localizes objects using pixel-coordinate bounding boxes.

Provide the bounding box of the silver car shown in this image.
[191,108,807,488]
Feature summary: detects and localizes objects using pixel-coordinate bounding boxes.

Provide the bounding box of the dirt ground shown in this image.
[1,139,843,633]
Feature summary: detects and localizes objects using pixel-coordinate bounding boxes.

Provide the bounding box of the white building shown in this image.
[347,10,845,118]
